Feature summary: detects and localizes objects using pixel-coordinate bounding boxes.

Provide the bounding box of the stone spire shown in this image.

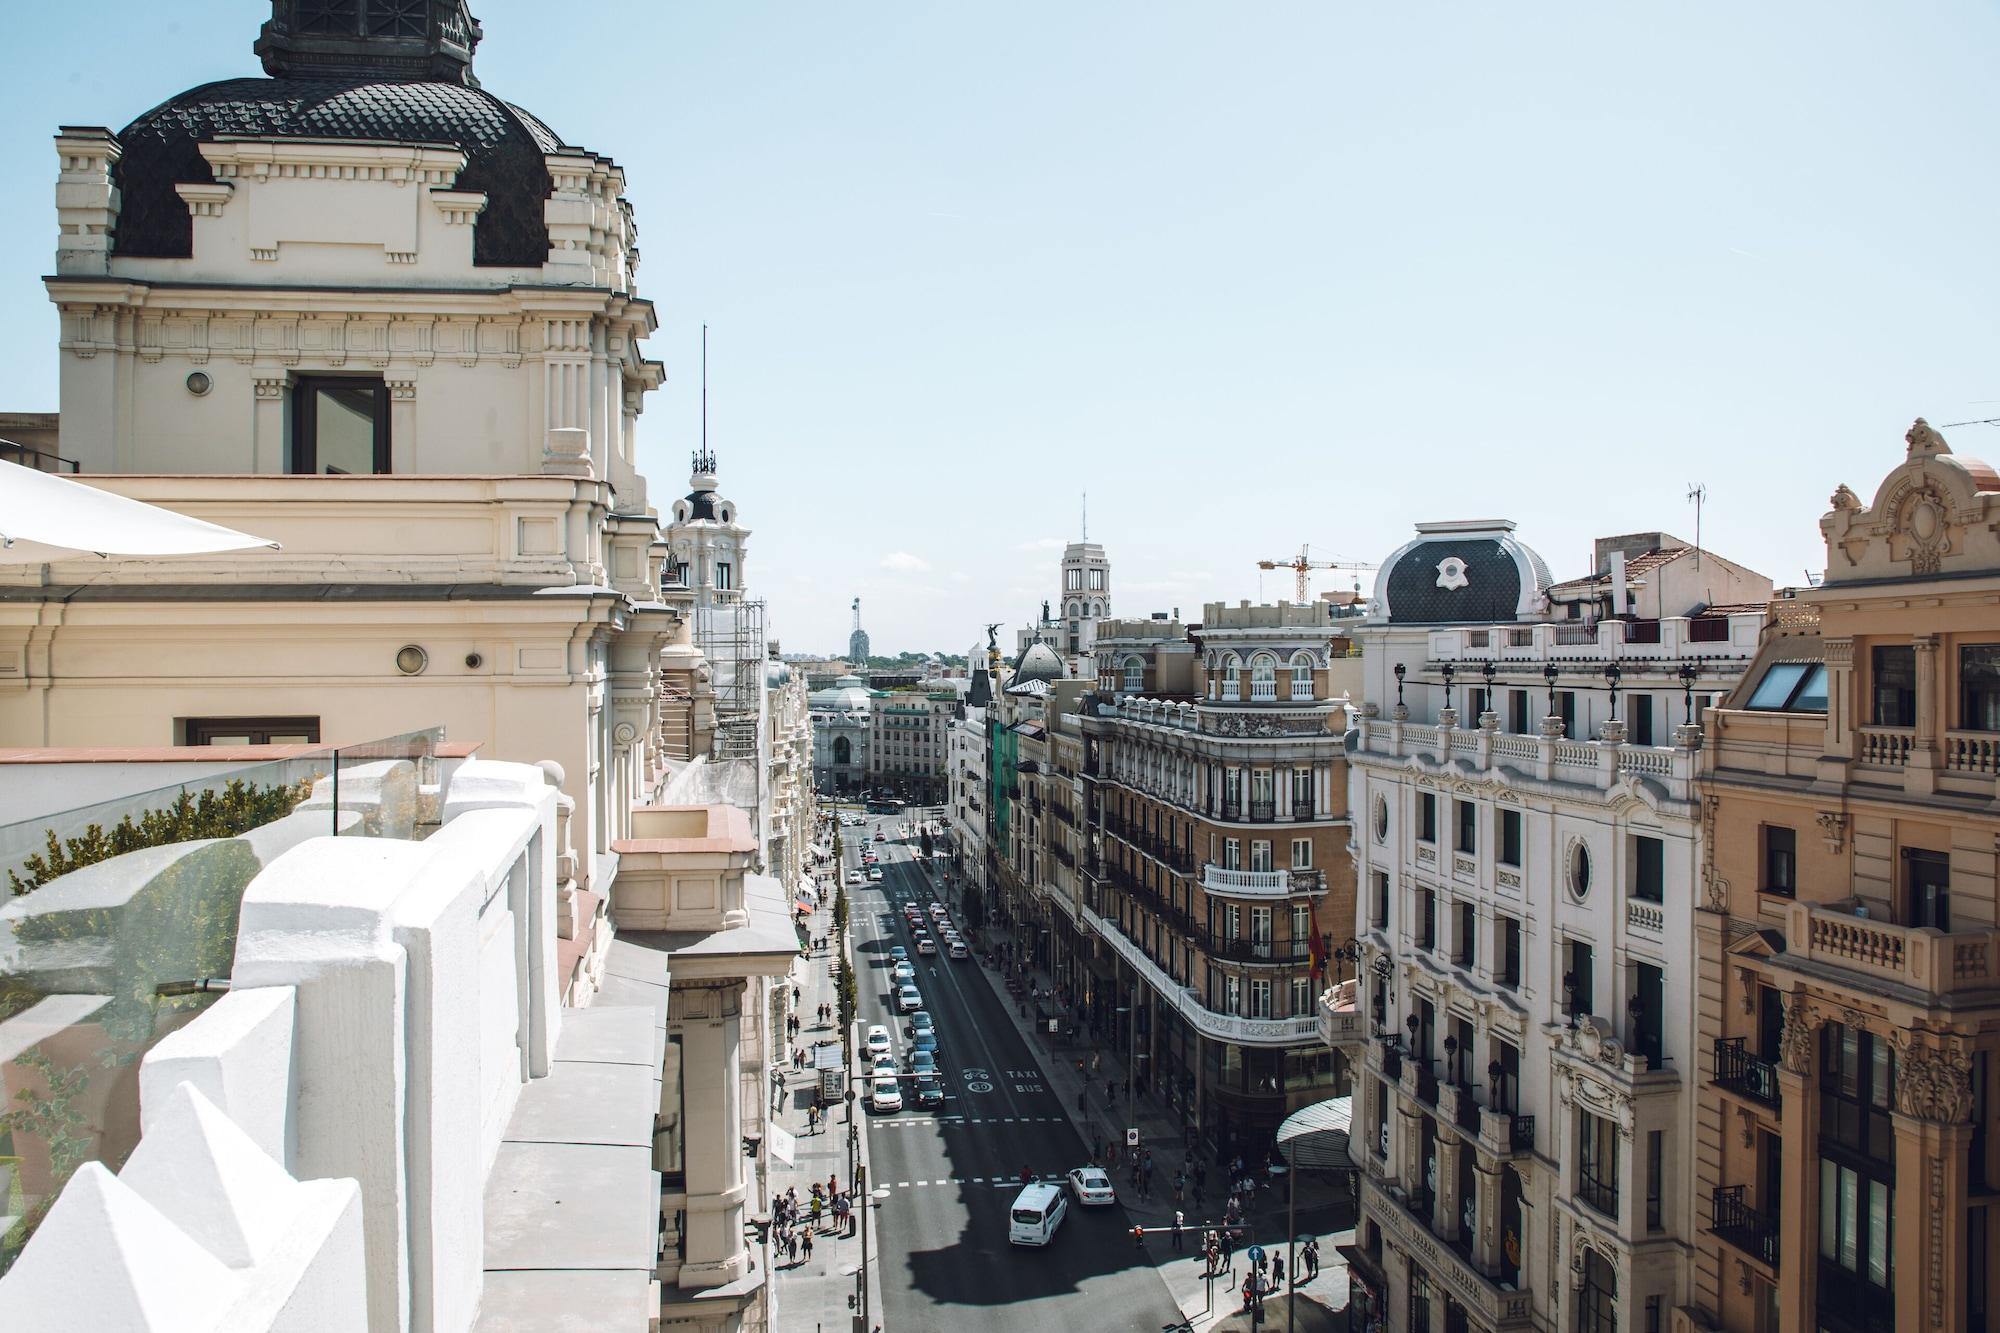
[256,0,484,84]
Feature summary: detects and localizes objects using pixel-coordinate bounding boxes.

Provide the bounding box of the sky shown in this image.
[4,3,2000,657]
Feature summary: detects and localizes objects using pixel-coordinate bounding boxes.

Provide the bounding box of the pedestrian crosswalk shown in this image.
[878,1177,1054,1189]
[871,1115,1065,1128]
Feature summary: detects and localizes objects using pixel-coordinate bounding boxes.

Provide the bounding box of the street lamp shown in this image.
[1543,662,1560,721]
[1603,661,1623,720]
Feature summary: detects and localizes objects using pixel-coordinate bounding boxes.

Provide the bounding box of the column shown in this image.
[252,373,288,473]
[673,978,749,1288]
[1435,1135,1463,1240]
[387,375,417,473]
[1472,1159,1503,1273]
[1890,1040,1976,1333]
[1774,1004,1821,1333]
[1910,634,1940,794]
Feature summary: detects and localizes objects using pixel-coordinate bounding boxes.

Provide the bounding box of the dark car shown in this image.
[913,1073,945,1109]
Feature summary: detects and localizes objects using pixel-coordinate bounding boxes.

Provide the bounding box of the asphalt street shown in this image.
[844,814,1190,1333]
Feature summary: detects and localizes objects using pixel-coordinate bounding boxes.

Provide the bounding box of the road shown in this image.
[841,810,1189,1332]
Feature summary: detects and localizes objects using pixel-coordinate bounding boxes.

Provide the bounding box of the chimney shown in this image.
[1610,549,1629,616]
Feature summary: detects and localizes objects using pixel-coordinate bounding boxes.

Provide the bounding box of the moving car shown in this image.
[870,1075,903,1113]
[888,946,908,964]
[912,1073,945,1109]
[908,1050,939,1078]
[864,1025,892,1059]
[1065,1167,1117,1207]
[846,870,863,885]
[892,962,916,985]
[907,1011,935,1035]
[1008,1182,1068,1246]
[948,941,970,960]
[915,938,936,956]
[912,1029,939,1057]
[871,1053,898,1076]
[868,868,882,882]
[896,984,923,1012]
[875,831,887,842]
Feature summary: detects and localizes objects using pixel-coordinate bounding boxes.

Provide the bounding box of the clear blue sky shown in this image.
[5,3,1999,657]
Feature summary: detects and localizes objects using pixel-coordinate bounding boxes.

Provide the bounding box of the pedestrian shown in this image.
[801,1228,814,1262]
[1172,1210,1185,1252]
[810,1195,823,1229]
[828,1173,839,1200]
[1305,1237,1320,1280]
[1242,1272,1256,1313]
[1272,1254,1284,1289]
[1173,1172,1185,1203]
[792,984,802,1007]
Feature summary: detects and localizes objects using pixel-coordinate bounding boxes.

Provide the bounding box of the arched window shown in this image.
[1578,1250,1616,1333]
[834,736,851,765]
[1222,655,1242,701]
[1250,654,1278,701]
[1068,600,1081,618]
[1289,651,1315,701]
[1122,656,1145,692]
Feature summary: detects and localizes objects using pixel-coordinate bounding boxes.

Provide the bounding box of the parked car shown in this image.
[948,940,970,960]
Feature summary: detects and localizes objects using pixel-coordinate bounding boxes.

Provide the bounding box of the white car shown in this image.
[915,938,936,956]
[871,1052,898,1076]
[1065,1166,1117,1207]
[847,870,864,885]
[896,984,922,1012]
[868,868,883,882]
[870,1075,903,1113]
[892,961,916,985]
[864,1024,892,1059]
[948,941,970,960]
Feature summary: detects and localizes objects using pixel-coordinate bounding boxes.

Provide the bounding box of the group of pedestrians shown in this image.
[772,1179,856,1269]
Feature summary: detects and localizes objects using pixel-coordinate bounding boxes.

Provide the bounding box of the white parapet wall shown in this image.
[0,758,562,1333]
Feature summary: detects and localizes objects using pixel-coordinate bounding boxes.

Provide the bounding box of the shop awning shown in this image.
[1277,1095,1353,1169]
[0,459,280,563]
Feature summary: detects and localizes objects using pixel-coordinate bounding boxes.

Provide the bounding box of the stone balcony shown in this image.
[1776,899,2000,1008]
[1082,904,1320,1048]
[1423,611,1764,667]
[1359,1173,1534,1328]
[1320,979,1363,1047]
[1200,863,1328,899]
[1355,709,1698,798]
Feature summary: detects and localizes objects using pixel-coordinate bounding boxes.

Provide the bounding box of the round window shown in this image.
[1373,795,1388,843]
[1568,841,1592,899]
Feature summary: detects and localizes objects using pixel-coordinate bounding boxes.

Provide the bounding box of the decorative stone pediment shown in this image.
[1822,418,2000,582]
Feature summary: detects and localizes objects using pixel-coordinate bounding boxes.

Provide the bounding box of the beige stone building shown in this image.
[1690,419,2000,1333]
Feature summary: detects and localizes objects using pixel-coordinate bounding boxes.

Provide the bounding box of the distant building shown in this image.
[848,597,871,663]
[809,675,872,793]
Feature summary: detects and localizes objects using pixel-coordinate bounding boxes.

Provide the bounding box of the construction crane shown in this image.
[1256,544,1378,603]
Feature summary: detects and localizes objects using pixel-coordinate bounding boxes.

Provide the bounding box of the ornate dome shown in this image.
[810,675,874,715]
[1371,520,1553,625]
[112,2,567,266]
[765,660,791,688]
[1013,641,1065,685]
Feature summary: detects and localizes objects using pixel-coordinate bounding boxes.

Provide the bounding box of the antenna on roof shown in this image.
[1687,483,1707,570]
[1082,491,1088,542]
[692,323,716,474]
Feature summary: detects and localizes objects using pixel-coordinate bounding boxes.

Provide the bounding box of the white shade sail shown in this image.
[0,459,279,564]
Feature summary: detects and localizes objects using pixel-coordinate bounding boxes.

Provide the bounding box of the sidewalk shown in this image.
[957,884,1352,1328]
[766,925,888,1333]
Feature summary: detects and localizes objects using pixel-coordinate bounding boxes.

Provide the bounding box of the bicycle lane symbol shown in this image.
[961,1067,995,1094]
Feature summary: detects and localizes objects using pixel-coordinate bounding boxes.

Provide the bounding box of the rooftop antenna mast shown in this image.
[693,324,716,473]
[1082,491,1087,542]
[1687,483,1706,569]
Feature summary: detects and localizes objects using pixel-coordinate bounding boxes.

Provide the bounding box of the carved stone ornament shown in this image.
[1830,483,1861,512]
[1436,556,1470,591]
[1893,1036,1974,1124]
[1778,994,1817,1075]
[1906,416,1952,458]
[1892,481,1954,575]
[1816,811,1847,854]
[1701,794,1729,915]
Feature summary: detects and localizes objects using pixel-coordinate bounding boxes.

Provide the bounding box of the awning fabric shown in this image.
[0,459,280,564]
[1277,1095,1353,1169]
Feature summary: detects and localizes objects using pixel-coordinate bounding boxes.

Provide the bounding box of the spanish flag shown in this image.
[1308,893,1327,980]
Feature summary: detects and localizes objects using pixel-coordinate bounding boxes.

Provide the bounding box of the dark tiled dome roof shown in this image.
[114,76,565,266]
[1375,523,1553,625]
[683,490,720,520]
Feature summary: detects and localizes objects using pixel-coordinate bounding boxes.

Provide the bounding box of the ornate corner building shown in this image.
[1689,420,2000,1333]
[1068,601,1362,1150]
[1338,520,1770,1333]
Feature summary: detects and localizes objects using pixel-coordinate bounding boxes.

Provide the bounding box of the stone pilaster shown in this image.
[672,978,749,1289]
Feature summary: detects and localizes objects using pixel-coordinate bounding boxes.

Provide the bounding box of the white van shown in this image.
[1008,1182,1068,1247]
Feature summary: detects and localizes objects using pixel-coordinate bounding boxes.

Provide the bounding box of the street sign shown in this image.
[767,1123,797,1167]
[1046,1018,1059,1033]
[1126,1128,1140,1147]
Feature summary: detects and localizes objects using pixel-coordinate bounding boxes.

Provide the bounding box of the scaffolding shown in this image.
[694,595,766,762]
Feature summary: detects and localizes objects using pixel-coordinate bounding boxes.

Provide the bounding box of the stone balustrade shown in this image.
[1787,900,2000,1001]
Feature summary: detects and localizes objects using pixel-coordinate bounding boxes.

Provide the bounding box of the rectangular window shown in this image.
[1290,976,1311,1016]
[1224,906,1240,943]
[1631,693,1655,746]
[1819,1157,1893,1292]
[1499,808,1522,867]
[1509,688,1531,733]
[1762,825,1797,898]
[1632,835,1664,903]
[1821,1021,1896,1164]
[1418,792,1437,843]
[1468,686,1491,720]
[1250,906,1273,945]
[1565,939,1594,1017]
[1455,800,1477,855]
[1419,889,1437,951]
[1224,837,1241,870]
[1498,915,1521,988]
[1290,903,1310,944]
[1371,871,1389,929]
[1559,689,1577,735]
[1291,838,1312,869]
[1905,848,1950,931]
[715,561,733,590]
[1224,974,1241,1014]
[1249,979,1272,1018]
[1746,661,1829,713]
[1965,645,2000,732]
[291,375,389,475]
[1872,644,1916,726]
[183,716,322,745]
[1646,1129,1664,1230]
[1454,901,1475,969]
[1578,1110,1620,1217]
[1250,839,1273,872]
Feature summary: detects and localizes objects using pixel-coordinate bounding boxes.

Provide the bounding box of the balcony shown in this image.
[1319,980,1364,1047]
[1711,1185,1779,1269]
[1200,864,1327,899]
[1249,799,1276,822]
[1358,1174,1535,1328]
[1783,899,2000,1003]
[1291,801,1316,821]
[1195,928,1313,966]
[1080,904,1320,1048]
[1475,1108,1535,1157]
[1712,1037,1782,1112]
